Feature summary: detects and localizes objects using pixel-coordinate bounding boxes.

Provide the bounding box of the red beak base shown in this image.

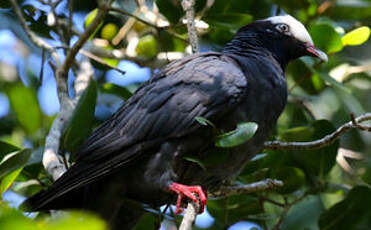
[305,43,328,62]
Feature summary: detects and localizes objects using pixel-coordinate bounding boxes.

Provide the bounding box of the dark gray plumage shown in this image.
[23,15,327,229]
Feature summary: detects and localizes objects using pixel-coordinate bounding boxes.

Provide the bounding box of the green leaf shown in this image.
[101,83,133,100]
[195,116,215,127]
[0,204,40,230]
[204,13,253,30]
[195,116,208,126]
[43,211,107,230]
[7,84,42,134]
[84,9,97,28]
[132,213,157,230]
[0,206,107,230]
[362,167,371,186]
[207,195,263,227]
[342,26,370,46]
[319,186,371,230]
[280,195,324,230]
[270,167,306,194]
[284,120,339,176]
[0,167,23,196]
[317,72,352,94]
[288,59,325,95]
[324,5,371,20]
[63,80,97,154]
[203,0,253,30]
[215,122,258,148]
[0,141,19,161]
[301,59,351,94]
[84,9,103,39]
[155,0,183,24]
[102,57,119,68]
[183,156,206,171]
[0,149,31,178]
[21,148,44,180]
[310,22,343,53]
[280,126,315,141]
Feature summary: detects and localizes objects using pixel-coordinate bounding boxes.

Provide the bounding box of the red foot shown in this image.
[168,182,207,214]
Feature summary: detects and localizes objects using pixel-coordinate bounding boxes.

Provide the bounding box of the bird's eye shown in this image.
[276,23,289,33]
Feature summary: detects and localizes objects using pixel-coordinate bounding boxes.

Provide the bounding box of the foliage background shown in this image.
[0,0,371,229]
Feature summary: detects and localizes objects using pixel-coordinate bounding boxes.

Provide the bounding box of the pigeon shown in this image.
[23,14,327,229]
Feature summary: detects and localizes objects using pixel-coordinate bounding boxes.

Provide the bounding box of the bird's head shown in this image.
[228,14,328,68]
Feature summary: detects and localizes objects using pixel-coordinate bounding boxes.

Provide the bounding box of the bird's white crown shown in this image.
[264,15,314,45]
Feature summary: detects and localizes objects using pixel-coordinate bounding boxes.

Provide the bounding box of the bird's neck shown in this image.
[222,31,289,70]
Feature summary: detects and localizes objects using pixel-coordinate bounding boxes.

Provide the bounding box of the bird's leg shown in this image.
[168,182,207,214]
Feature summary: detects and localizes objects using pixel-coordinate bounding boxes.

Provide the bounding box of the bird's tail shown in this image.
[21,186,85,212]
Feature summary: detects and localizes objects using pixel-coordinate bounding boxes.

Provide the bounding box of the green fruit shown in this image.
[101,23,119,41]
[136,35,158,58]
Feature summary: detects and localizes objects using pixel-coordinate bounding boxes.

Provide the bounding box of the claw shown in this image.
[168,182,207,214]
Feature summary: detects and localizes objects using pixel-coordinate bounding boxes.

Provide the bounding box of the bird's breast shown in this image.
[179,65,288,190]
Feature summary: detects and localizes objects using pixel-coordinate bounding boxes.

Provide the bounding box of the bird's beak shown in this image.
[305,43,328,62]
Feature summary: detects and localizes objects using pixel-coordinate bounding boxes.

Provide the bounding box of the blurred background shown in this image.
[0,0,371,229]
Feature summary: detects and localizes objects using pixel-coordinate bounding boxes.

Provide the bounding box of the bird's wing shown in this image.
[76,52,247,162]
[28,52,247,208]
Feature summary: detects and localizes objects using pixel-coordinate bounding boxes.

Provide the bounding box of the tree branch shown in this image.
[179,202,199,230]
[43,0,112,180]
[264,113,371,150]
[46,0,69,47]
[178,179,283,230]
[10,0,59,63]
[43,59,94,181]
[59,0,112,77]
[181,0,199,53]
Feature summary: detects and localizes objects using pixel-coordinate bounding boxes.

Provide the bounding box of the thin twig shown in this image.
[112,10,138,46]
[109,7,155,28]
[264,113,371,150]
[210,179,284,197]
[59,0,113,77]
[272,192,310,230]
[79,49,126,75]
[10,0,58,62]
[181,0,199,53]
[39,48,46,84]
[68,0,74,41]
[47,0,68,46]
[260,196,285,208]
[109,7,188,43]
